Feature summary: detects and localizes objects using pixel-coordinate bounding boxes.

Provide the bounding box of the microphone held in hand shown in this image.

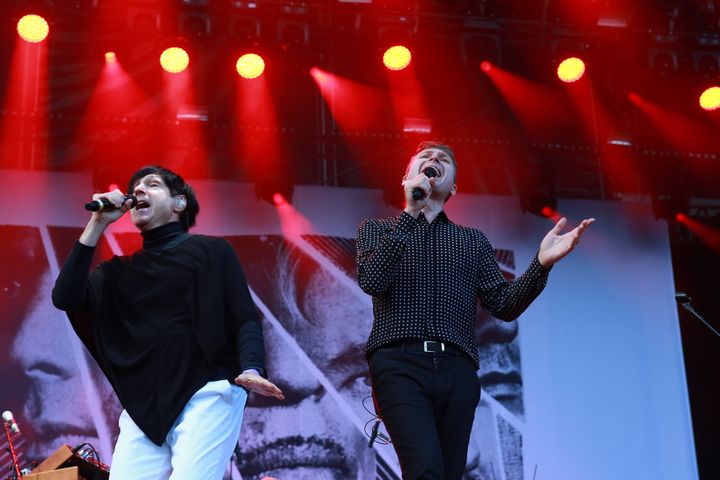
[84,194,137,212]
[411,166,440,201]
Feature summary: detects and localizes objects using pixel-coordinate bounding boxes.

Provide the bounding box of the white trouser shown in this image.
[109,380,247,480]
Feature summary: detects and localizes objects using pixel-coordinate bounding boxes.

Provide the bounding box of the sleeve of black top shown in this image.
[475,233,552,321]
[221,240,267,377]
[356,213,416,296]
[51,241,104,351]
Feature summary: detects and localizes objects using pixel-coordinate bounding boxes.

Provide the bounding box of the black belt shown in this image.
[381,340,464,356]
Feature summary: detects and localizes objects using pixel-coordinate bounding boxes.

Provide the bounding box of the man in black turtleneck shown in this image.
[52,166,284,480]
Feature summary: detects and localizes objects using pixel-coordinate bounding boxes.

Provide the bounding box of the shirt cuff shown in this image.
[531,252,553,275]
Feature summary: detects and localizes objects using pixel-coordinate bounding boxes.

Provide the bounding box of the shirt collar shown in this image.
[141,221,185,251]
[415,210,450,224]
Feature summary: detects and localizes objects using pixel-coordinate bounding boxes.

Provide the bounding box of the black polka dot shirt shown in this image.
[356,210,551,368]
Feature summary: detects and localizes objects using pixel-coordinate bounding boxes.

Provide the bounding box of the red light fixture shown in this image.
[236,53,265,79]
[541,206,556,218]
[699,86,720,111]
[17,14,49,43]
[160,47,189,74]
[383,45,412,71]
[557,57,586,83]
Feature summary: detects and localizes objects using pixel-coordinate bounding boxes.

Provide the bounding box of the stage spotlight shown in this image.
[517,171,557,218]
[272,193,287,206]
[540,206,557,218]
[236,53,265,79]
[160,47,189,74]
[255,175,294,206]
[557,57,585,83]
[651,184,689,221]
[462,32,501,71]
[105,51,117,63]
[17,14,49,43]
[383,45,412,71]
[520,187,558,218]
[699,86,720,111]
[480,61,493,73]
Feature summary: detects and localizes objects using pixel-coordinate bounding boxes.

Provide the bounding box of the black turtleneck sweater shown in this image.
[52,222,265,445]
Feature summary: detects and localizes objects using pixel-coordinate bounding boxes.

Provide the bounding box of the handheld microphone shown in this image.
[411,166,439,201]
[2,410,20,434]
[84,194,137,212]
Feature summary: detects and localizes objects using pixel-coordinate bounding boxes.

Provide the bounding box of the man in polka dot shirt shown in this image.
[357,141,594,479]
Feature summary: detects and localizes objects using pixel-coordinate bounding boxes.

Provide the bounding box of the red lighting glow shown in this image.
[310,67,387,133]
[557,57,585,83]
[236,53,265,79]
[627,91,641,104]
[383,45,412,71]
[675,213,720,253]
[160,47,189,74]
[541,206,556,218]
[480,61,492,72]
[17,14,49,43]
[309,67,327,85]
[699,86,720,111]
[272,193,285,206]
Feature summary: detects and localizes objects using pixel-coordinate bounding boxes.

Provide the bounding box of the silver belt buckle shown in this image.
[423,340,445,353]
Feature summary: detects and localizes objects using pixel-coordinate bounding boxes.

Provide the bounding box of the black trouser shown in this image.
[369,342,481,480]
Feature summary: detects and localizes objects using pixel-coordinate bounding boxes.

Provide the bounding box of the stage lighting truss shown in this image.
[648,47,679,75]
[180,12,211,40]
[230,15,261,41]
[692,51,720,77]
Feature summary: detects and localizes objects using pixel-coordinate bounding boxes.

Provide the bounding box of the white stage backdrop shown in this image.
[0,170,697,480]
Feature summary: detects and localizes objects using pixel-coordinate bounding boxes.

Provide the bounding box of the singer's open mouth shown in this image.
[421,162,443,178]
[136,200,150,209]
